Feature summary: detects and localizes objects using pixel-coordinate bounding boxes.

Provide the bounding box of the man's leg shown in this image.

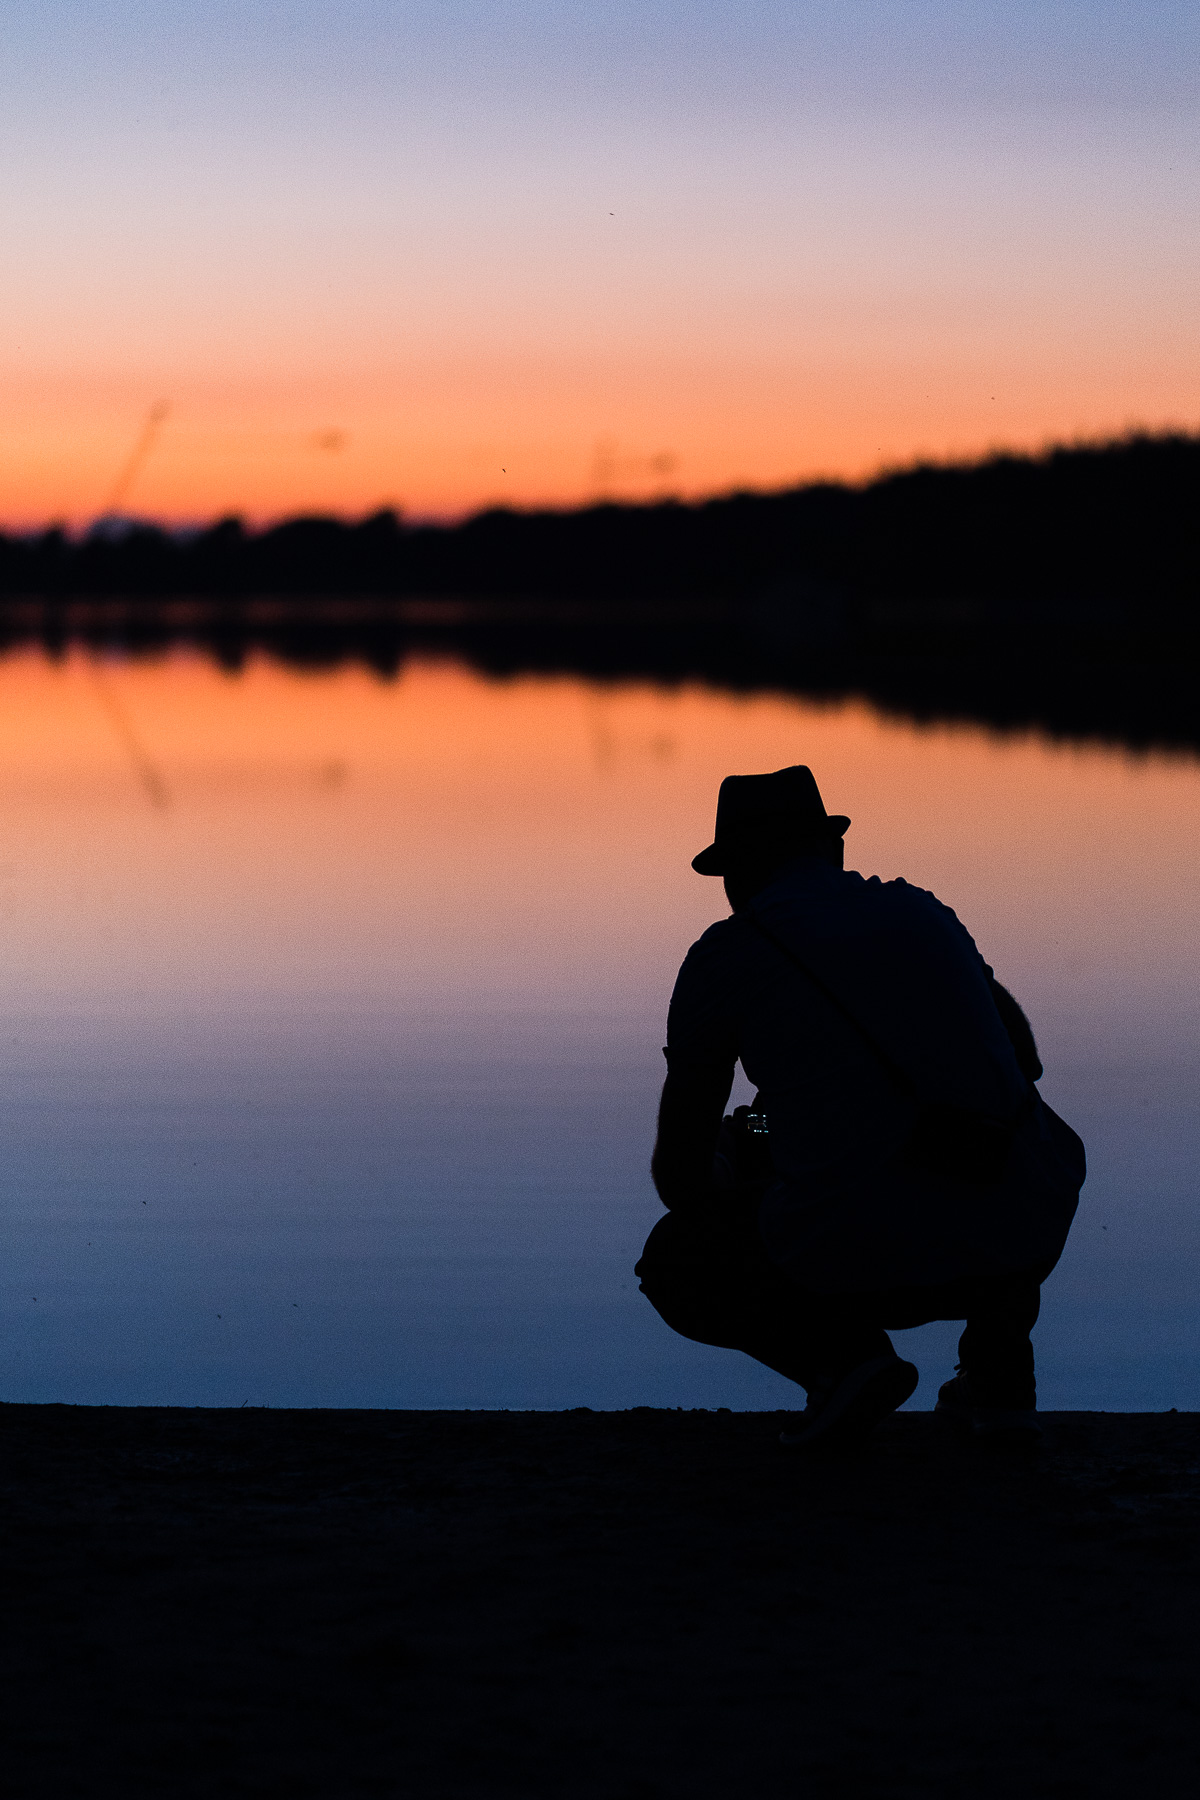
[638,1206,922,1449]
[955,1272,1043,1410]
[741,1286,895,1395]
[636,1206,892,1393]
[871,1266,1048,1433]
[874,1266,1047,1406]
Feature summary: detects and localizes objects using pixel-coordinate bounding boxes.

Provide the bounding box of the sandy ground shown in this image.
[2,1403,1197,1798]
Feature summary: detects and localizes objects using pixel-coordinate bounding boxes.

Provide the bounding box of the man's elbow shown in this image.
[650,1141,709,1211]
[650,1145,685,1208]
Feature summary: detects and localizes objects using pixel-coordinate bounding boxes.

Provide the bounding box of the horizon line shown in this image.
[4,425,1196,541]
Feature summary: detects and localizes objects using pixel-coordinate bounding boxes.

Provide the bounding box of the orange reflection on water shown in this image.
[0,650,1197,1056]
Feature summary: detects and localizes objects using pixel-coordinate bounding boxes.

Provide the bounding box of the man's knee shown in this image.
[635,1209,750,1349]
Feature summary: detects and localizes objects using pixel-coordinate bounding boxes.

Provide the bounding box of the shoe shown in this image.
[779,1355,919,1450]
[934,1369,1041,1438]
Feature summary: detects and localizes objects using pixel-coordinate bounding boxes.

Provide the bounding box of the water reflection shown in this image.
[0,648,1197,1409]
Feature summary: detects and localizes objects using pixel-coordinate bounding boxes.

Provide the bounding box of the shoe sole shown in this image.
[780,1357,919,1450]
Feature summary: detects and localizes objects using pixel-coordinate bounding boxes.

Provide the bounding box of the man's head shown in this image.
[690,765,849,910]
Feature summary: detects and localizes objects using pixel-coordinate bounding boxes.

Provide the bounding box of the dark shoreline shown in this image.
[5,432,1200,752]
[4,1402,1196,1796]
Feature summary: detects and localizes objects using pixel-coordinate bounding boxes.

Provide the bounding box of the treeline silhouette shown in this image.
[2,432,1199,749]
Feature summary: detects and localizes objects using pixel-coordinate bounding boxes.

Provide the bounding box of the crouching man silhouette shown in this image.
[637,767,1085,1448]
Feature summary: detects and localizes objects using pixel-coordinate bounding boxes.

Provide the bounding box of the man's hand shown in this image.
[650,1063,734,1212]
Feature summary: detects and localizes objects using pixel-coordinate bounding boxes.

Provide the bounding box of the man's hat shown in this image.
[691,765,850,875]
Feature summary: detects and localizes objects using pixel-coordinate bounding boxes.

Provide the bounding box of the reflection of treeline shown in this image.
[3,432,1200,749]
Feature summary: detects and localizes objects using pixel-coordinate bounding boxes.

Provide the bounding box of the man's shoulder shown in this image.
[758,863,946,920]
[667,915,746,1055]
[842,868,934,904]
[755,863,975,956]
[672,912,772,1004]
[844,869,965,930]
[679,914,741,969]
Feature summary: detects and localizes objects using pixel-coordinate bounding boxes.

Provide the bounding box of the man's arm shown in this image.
[650,1061,734,1212]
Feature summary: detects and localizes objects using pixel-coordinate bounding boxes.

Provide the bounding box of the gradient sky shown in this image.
[2,1,1198,525]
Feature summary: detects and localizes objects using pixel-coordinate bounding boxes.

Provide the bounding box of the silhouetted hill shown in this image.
[4,432,1198,612]
[2,433,1199,750]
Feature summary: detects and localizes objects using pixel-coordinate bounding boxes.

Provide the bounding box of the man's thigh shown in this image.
[872,1266,1050,1332]
[638,1207,1050,1353]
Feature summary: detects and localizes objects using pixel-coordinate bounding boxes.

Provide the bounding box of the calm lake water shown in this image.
[1,648,1197,1411]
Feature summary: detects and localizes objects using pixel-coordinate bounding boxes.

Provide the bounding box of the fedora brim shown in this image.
[691,815,851,876]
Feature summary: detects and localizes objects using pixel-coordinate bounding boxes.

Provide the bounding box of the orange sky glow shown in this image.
[2,6,1197,527]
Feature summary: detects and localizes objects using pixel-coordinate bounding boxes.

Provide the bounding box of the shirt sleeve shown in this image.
[664,927,740,1078]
